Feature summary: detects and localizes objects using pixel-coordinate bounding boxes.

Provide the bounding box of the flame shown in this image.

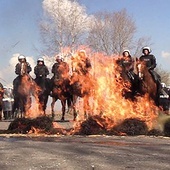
[15,50,160,135]
[71,52,158,131]
[19,75,44,118]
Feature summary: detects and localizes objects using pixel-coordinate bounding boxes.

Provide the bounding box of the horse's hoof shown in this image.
[61,117,65,121]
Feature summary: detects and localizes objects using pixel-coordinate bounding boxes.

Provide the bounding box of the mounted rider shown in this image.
[119,50,135,81]
[51,55,70,90]
[13,55,32,94]
[72,50,92,76]
[139,46,162,93]
[34,57,50,89]
[51,55,70,79]
[34,58,49,81]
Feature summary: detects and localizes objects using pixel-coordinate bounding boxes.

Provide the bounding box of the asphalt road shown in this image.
[0,132,170,170]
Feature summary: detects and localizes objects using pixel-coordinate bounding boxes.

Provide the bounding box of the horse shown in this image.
[34,76,51,115]
[51,76,73,121]
[12,63,39,118]
[136,60,159,105]
[69,72,94,120]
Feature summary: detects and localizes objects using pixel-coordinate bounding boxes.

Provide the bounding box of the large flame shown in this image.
[15,50,159,134]
[19,75,43,118]
[71,52,158,131]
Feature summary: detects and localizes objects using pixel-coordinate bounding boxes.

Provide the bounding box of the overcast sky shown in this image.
[0,0,170,85]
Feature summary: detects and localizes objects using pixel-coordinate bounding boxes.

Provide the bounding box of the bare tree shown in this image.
[133,37,152,58]
[87,9,152,56]
[87,10,136,55]
[40,0,93,56]
[155,65,170,85]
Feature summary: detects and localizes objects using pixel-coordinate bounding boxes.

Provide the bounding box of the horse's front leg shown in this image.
[43,95,49,115]
[61,100,66,121]
[72,95,78,121]
[51,97,57,120]
[83,96,90,120]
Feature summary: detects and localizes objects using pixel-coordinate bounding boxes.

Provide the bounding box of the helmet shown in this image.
[142,46,151,53]
[161,83,166,88]
[37,58,44,62]
[56,55,62,60]
[78,50,86,57]
[18,55,26,60]
[122,50,130,55]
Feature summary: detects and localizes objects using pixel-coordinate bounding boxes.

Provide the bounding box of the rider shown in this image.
[121,50,135,80]
[72,49,92,75]
[34,58,49,81]
[51,55,70,79]
[13,55,32,94]
[116,50,135,80]
[139,46,162,93]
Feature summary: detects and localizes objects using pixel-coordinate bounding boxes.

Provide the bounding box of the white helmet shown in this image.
[37,58,44,62]
[123,50,130,55]
[18,55,26,60]
[56,55,63,60]
[142,46,151,53]
[161,83,166,88]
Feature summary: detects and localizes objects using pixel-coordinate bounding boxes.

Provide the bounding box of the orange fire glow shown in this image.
[70,51,159,131]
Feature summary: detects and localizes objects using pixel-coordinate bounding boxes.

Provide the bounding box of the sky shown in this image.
[0,0,170,86]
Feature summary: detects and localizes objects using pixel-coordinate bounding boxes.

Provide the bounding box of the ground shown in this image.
[0,120,170,170]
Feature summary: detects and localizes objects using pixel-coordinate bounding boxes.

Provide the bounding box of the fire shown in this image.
[71,52,158,132]
[11,50,160,135]
[19,75,44,118]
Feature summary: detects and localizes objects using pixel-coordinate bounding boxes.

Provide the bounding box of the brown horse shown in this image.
[136,61,159,105]
[51,77,73,121]
[13,63,40,118]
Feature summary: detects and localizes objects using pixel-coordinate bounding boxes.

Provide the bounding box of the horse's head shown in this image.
[136,61,147,80]
[20,62,28,76]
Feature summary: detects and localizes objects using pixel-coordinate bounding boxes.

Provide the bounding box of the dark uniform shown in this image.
[139,47,161,92]
[117,50,135,81]
[34,58,51,92]
[34,63,49,79]
[139,51,161,82]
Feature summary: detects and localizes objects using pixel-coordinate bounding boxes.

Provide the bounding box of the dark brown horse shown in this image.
[51,77,73,121]
[136,61,159,105]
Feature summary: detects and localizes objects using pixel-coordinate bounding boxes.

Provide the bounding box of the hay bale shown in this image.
[111,118,148,136]
[147,129,163,136]
[8,116,54,134]
[76,115,107,135]
[31,116,53,132]
[8,117,32,134]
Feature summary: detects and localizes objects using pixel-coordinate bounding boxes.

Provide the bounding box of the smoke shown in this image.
[161,51,170,59]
